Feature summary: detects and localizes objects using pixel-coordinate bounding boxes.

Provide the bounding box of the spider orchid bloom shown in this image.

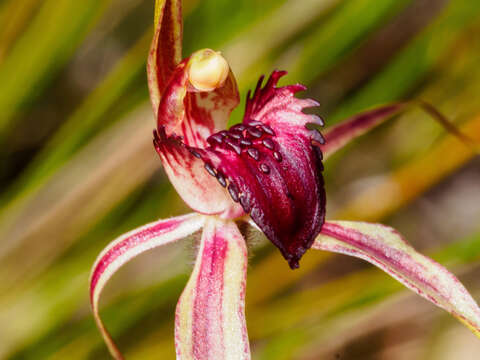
[90,1,480,359]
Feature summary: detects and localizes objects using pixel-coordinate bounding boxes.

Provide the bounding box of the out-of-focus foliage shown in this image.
[1,0,480,359]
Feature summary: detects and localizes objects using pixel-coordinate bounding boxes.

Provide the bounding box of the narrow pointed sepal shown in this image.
[175,218,250,359]
[314,221,480,337]
[90,214,205,359]
[320,101,477,160]
[320,103,406,159]
[147,0,183,114]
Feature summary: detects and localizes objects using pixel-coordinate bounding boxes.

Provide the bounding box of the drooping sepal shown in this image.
[175,218,250,359]
[314,221,480,337]
[90,214,205,359]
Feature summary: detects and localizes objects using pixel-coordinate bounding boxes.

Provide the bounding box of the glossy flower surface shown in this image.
[90,1,480,359]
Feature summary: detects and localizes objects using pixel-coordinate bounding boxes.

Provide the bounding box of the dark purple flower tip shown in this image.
[154,68,326,267]
[192,71,327,268]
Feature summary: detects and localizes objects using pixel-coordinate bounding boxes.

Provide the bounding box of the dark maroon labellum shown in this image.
[207,133,224,145]
[190,149,201,158]
[246,120,263,126]
[231,124,246,132]
[157,71,326,269]
[228,132,242,140]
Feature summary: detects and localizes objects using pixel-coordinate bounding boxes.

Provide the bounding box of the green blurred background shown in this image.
[1,0,480,358]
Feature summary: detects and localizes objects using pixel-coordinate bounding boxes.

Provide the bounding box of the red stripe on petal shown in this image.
[175,219,250,359]
[90,213,204,359]
[184,71,239,147]
[192,226,228,357]
[91,217,181,298]
[314,221,480,337]
[147,0,183,115]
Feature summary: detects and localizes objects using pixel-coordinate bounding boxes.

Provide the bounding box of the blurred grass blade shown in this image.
[0,0,112,136]
[0,29,152,209]
[0,0,42,62]
[330,0,480,122]
[222,0,341,78]
[338,113,480,221]
[290,0,412,84]
[0,104,157,287]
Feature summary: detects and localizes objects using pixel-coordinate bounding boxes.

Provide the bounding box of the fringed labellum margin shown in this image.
[154,67,327,269]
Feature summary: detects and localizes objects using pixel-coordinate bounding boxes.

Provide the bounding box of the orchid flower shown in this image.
[90,1,480,359]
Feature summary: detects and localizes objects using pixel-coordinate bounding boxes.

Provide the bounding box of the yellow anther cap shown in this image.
[188,49,229,92]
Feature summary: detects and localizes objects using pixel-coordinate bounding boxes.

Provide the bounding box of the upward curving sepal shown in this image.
[314,221,480,337]
[175,218,250,359]
[148,1,239,140]
[147,0,183,114]
[90,213,205,360]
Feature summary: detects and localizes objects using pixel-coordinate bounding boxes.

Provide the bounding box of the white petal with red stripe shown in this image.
[314,221,480,337]
[175,218,250,359]
[90,213,205,359]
